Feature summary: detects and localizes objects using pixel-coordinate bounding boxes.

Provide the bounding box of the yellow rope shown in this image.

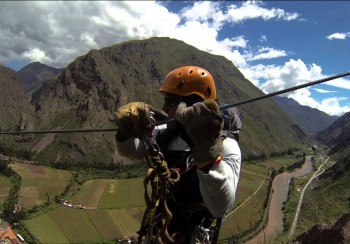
[141,156,180,243]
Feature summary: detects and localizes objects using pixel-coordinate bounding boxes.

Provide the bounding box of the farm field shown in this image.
[9,162,72,208]
[13,156,295,243]
[219,163,270,240]
[24,176,145,243]
[25,206,145,243]
[256,155,296,169]
[70,178,144,209]
[0,175,11,204]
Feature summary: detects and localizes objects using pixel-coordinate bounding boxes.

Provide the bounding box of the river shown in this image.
[245,156,313,244]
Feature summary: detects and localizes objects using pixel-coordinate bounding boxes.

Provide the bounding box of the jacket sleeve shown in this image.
[197,137,241,218]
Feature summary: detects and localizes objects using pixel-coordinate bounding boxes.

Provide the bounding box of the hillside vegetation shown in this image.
[0,37,311,167]
[294,112,350,239]
[273,96,338,136]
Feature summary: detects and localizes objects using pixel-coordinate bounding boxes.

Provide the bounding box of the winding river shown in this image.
[245,156,314,244]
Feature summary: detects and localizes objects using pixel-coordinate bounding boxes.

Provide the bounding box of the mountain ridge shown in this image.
[0,65,35,132]
[1,37,311,165]
[273,96,338,136]
[17,61,63,95]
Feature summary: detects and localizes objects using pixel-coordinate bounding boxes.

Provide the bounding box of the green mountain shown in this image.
[294,112,350,242]
[6,37,311,165]
[273,96,338,136]
[316,112,350,157]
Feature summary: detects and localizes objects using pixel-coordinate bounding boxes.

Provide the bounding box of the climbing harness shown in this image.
[190,218,222,244]
[137,134,223,244]
[134,117,225,244]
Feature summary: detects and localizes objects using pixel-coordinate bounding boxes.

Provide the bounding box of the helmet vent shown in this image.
[177,72,182,77]
[206,87,212,97]
[189,70,193,74]
[201,72,205,76]
[177,80,185,89]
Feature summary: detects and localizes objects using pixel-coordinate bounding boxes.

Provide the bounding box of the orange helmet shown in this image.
[159,66,216,100]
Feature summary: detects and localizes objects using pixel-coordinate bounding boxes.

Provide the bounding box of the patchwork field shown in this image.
[24,176,145,243]
[9,162,72,207]
[70,178,144,209]
[15,156,294,243]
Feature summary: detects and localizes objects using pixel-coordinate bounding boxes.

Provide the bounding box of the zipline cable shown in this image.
[0,128,117,135]
[1,70,349,135]
[220,70,350,110]
[158,70,350,126]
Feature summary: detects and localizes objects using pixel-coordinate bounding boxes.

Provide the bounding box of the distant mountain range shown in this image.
[14,63,338,138]
[1,37,311,165]
[273,96,338,136]
[316,111,350,156]
[17,62,63,95]
[295,113,350,243]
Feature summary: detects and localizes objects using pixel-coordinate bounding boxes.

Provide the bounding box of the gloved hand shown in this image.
[115,102,168,140]
[175,99,223,168]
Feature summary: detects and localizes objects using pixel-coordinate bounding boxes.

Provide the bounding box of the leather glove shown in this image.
[114,102,168,140]
[175,99,223,168]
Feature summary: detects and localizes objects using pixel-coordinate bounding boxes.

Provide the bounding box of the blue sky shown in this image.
[0,1,349,116]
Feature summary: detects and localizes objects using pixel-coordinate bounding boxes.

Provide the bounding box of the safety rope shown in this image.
[142,157,180,243]
[138,136,180,243]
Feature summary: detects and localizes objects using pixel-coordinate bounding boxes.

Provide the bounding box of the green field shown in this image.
[24,176,146,243]
[25,213,69,244]
[10,162,72,208]
[219,162,270,240]
[14,159,280,243]
[0,175,11,204]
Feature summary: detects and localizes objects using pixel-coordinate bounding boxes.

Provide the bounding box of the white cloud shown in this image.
[180,1,226,29]
[226,1,299,23]
[23,48,51,64]
[319,97,350,116]
[312,88,336,94]
[247,47,287,61]
[0,1,301,69]
[326,32,350,40]
[249,59,323,94]
[239,58,350,116]
[289,90,350,116]
[0,1,181,67]
[325,76,350,90]
[0,1,349,116]
[259,35,267,42]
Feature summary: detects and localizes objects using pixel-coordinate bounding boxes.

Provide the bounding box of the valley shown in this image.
[1,37,349,243]
[1,151,314,243]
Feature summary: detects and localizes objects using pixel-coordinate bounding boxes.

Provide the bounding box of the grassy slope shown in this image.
[295,152,350,237]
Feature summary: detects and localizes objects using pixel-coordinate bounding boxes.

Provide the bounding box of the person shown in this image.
[114,66,242,243]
